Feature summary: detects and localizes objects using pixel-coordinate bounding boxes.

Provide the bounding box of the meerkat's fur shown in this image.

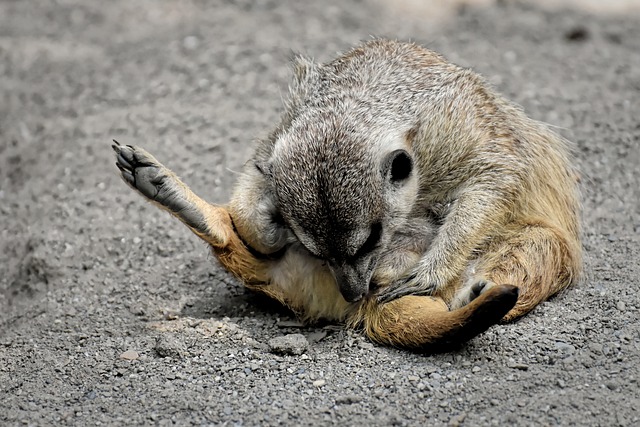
[114,39,581,351]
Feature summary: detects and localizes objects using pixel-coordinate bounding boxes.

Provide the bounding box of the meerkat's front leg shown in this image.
[377,186,511,303]
[371,217,435,289]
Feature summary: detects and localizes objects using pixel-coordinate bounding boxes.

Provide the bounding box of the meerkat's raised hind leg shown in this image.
[112,141,271,286]
[113,141,231,247]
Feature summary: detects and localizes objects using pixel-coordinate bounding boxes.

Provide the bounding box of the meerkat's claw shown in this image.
[449,280,500,310]
[470,281,489,299]
[115,160,134,186]
[376,281,436,304]
[376,267,442,304]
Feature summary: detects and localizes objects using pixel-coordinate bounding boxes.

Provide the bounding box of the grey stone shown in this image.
[268,334,309,356]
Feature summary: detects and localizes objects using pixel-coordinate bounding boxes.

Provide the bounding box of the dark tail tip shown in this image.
[423,284,519,353]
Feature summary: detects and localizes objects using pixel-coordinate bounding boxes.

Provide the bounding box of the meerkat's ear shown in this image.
[382,149,413,184]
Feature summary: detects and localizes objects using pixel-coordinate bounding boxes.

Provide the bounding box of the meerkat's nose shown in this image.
[330,263,370,303]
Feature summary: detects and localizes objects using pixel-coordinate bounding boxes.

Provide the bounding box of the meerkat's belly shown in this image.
[266,246,353,322]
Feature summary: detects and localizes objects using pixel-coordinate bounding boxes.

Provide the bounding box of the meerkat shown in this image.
[113,39,581,351]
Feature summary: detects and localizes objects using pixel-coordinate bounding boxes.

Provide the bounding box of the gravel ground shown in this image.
[1,1,639,425]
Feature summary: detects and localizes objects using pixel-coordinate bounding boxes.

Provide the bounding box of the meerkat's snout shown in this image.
[329,261,374,302]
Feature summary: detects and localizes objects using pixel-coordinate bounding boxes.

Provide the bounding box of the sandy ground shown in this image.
[1,0,639,425]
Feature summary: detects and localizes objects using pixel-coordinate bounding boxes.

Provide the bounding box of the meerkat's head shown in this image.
[246,52,424,302]
[258,108,419,302]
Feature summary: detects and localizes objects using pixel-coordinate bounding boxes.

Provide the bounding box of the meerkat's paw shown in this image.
[377,264,446,304]
[376,269,440,304]
[113,140,213,234]
[113,141,173,203]
[371,252,420,290]
[449,280,498,310]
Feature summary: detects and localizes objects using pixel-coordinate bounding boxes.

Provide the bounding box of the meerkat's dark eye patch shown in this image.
[354,222,382,259]
[272,211,286,226]
[390,150,413,182]
[383,149,413,184]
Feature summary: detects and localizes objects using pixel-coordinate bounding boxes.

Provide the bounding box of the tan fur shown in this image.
[351,284,518,350]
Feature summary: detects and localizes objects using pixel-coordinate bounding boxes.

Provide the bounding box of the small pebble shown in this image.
[449,413,467,427]
[120,350,139,360]
[555,342,576,354]
[508,363,529,371]
[268,334,309,356]
[617,301,626,311]
[276,320,305,328]
[335,395,362,405]
[312,379,326,387]
[182,36,200,50]
[155,335,186,359]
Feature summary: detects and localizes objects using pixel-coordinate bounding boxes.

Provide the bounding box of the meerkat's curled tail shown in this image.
[352,285,518,351]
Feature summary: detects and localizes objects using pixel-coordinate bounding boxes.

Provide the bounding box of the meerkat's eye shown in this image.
[390,150,412,182]
[354,222,382,258]
[383,149,413,184]
[271,211,286,226]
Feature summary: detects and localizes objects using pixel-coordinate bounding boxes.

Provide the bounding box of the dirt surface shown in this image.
[1,1,639,425]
